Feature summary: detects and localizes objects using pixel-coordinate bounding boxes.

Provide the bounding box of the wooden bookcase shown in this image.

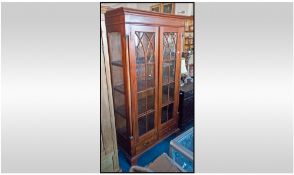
[184,16,194,51]
[105,7,186,165]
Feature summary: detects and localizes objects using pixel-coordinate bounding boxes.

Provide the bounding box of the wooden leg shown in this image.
[130,157,138,166]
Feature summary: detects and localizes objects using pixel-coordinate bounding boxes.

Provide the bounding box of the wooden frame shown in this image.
[158,27,183,135]
[105,7,185,165]
[151,4,161,12]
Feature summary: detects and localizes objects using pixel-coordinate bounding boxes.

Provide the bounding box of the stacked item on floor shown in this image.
[170,127,194,172]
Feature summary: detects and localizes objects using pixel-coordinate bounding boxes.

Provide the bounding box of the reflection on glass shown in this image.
[136,65,145,78]
[137,78,146,92]
[170,60,175,82]
[163,63,169,84]
[147,64,154,88]
[163,47,170,61]
[147,52,155,63]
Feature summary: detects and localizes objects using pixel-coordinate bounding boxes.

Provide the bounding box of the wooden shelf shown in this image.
[137,86,155,94]
[136,57,155,65]
[111,60,123,67]
[114,105,126,118]
[162,80,175,86]
[138,109,155,118]
[117,127,128,139]
[114,84,124,93]
[162,94,174,107]
[137,78,155,93]
[137,95,155,118]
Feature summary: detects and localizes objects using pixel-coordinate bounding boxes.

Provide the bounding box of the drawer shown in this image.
[159,123,177,138]
[135,135,156,154]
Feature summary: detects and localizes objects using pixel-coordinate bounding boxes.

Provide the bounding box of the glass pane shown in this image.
[137,78,146,92]
[138,92,146,115]
[138,116,147,136]
[161,106,168,124]
[108,32,127,138]
[135,32,145,65]
[147,90,155,111]
[135,31,155,92]
[162,85,169,105]
[163,3,173,13]
[147,64,154,88]
[146,33,155,63]
[147,112,154,131]
[163,32,177,61]
[162,62,169,84]
[170,60,175,82]
[168,103,174,120]
[163,44,170,61]
[162,32,178,117]
[169,83,175,102]
[111,66,124,90]
[136,64,145,78]
[138,89,154,115]
[135,31,156,137]
[108,32,122,63]
[115,114,127,138]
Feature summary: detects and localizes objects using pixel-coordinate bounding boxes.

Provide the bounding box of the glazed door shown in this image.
[129,26,159,143]
[158,27,182,129]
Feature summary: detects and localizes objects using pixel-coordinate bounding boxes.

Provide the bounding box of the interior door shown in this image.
[158,27,182,130]
[129,25,159,143]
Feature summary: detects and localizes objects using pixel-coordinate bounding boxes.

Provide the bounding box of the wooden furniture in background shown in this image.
[105,7,186,165]
[184,16,194,52]
[179,82,194,130]
[100,5,120,172]
[151,3,175,14]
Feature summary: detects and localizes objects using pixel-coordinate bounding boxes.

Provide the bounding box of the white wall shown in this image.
[103,3,194,16]
[102,3,138,9]
[175,3,194,16]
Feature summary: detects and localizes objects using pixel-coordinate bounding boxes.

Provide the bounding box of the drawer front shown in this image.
[159,122,177,138]
[135,135,156,154]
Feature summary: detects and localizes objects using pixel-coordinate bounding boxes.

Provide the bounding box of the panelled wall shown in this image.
[100,5,120,172]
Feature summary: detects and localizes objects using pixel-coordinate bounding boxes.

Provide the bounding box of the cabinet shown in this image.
[179,82,194,130]
[105,7,186,165]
